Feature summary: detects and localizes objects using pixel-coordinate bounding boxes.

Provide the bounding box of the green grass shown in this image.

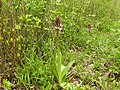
[1,0,120,90]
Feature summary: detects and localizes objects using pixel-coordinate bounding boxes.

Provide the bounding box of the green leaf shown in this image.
[3,79,11,90]
[56,51,62,83]
[61,60,75,81]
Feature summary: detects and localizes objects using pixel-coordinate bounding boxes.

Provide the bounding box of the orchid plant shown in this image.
[52,50,75,86]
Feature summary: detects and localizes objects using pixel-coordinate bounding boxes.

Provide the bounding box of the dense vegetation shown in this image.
[0,0,120,89]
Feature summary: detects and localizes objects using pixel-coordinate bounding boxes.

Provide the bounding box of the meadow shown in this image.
[0,0,120,89]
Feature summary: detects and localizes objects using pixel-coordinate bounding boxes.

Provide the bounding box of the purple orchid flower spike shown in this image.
[55,17,60,27]
[54,17,62,31]
[88,24,92,31]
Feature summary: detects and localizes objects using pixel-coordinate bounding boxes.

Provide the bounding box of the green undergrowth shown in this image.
[1,0,120,90]
[12,24,120,89]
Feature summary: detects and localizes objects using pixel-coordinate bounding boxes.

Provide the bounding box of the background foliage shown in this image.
[0,0,120,89]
